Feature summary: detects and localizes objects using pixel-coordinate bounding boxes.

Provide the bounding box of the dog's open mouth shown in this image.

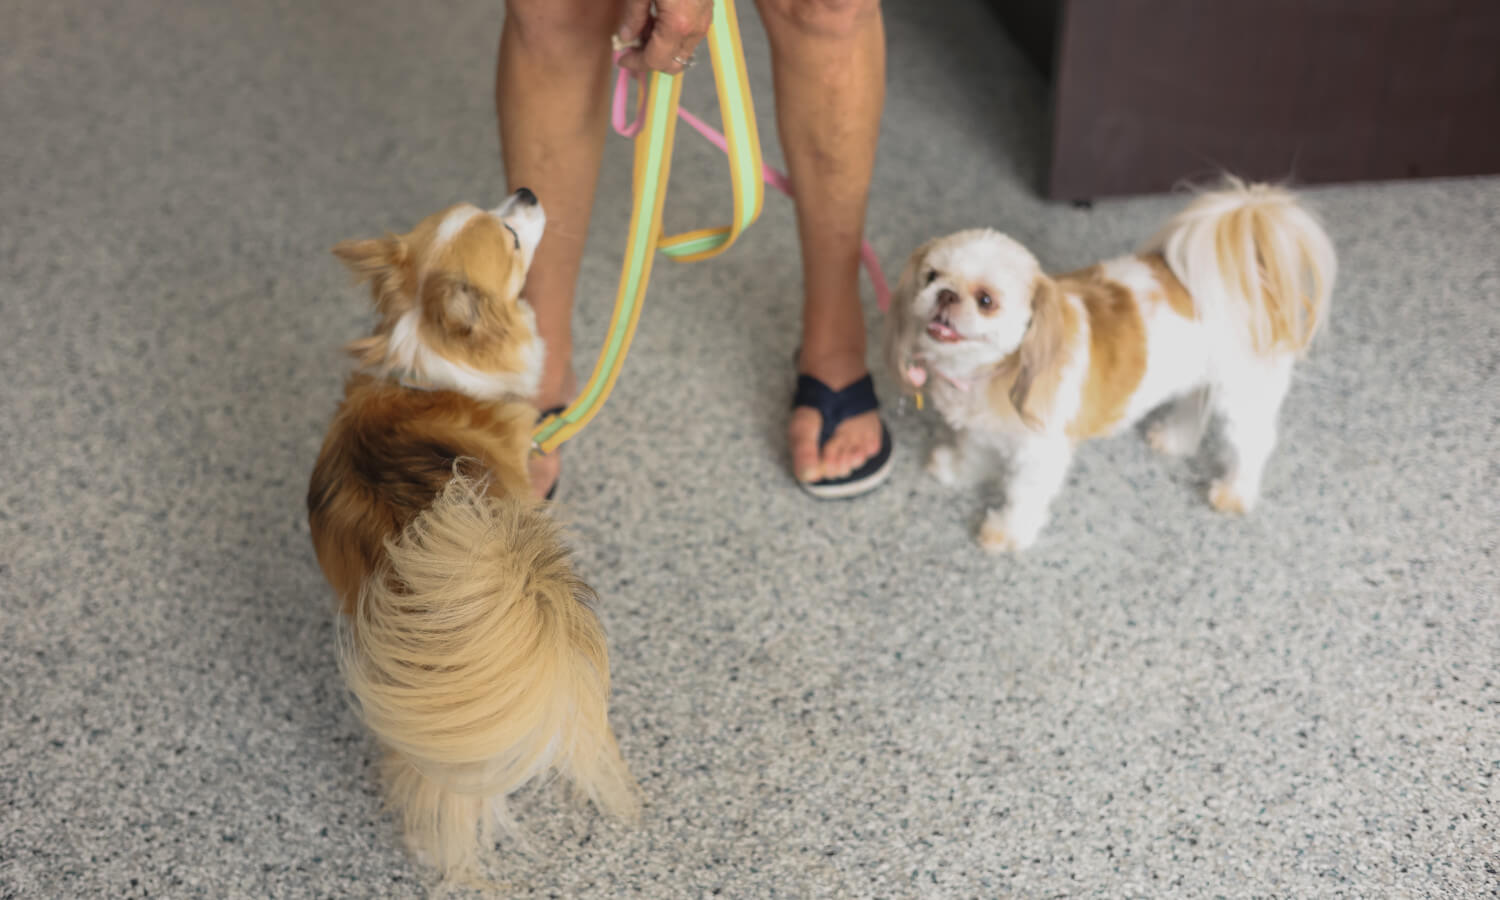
[926,312,963,343]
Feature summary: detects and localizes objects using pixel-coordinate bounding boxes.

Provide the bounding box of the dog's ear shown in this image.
[892,240,937,304]
[884,240,938,393]
[1009,275,1068,428]
[332,236,411,316]
[420,271,499,340]
[332,236,407,280]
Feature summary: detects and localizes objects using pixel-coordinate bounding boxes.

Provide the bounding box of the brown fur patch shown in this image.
[997,276,1078,427]
[419,215,531,373]
[1141,253,1196,319]
[307,374,534,613]
[1057,266,1149,440]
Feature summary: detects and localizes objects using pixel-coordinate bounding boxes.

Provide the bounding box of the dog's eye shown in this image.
[924,270,938,285]
[503,223,520,250]
[976,292,994,309]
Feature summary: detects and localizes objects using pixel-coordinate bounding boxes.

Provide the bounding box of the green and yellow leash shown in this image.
[531,0,889,455]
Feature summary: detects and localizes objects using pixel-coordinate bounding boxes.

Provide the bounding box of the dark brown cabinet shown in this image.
[995,0,1500,199]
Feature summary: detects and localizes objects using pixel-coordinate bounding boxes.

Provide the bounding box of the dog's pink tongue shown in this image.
[926,321,960,342]
[906,365,928,387]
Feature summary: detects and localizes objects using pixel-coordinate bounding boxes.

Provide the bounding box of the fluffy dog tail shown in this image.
[338,475,639,883]
[1143,177,1336,355]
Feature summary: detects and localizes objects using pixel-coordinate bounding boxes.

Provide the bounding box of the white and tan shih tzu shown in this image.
[886,178,1336,552]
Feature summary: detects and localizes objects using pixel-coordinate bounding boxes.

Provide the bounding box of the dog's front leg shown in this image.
[926,428,988,488]
[980,435,1073,552]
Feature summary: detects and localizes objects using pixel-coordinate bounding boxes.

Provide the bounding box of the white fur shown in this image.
[387,302,545,402]
[493,198,546,269]
[1208,353,1293,510]
[889,182,1335,550]
[434,205,481,248]
[980,431,1074,551]
[1100,256,1208,430]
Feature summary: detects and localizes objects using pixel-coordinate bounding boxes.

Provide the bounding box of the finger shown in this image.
[617,37,700,75]
[615,49,653,73]
[616,0,653,47]
[638,34,702,75]
[640,7,710,73]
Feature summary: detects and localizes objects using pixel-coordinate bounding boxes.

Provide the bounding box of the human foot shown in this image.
[528,370,576,502]
[789,350,891,498]
[790,349,884,483]
[529,407,565,502]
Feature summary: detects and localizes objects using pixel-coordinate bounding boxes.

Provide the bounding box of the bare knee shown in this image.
[506,0,621,56]
[759,0,881,40]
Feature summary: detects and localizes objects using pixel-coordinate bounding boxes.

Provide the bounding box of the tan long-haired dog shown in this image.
[886,179,1336,551]
[307,189,638,881]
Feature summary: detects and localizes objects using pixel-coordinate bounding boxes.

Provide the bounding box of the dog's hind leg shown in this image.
[1146,387,1210,457]
[1208,357,1293,514]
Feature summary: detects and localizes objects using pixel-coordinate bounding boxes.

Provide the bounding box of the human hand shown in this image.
[615,0,714,75]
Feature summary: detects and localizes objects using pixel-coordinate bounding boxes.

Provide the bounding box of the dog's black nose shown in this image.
[513,187,537,206]
[936,288,959,308]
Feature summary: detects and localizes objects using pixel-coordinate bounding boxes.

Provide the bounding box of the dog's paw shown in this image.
[1146,420,1196,457]
[978,511,1036,553]
[1209,480,1255,515]
[926,445,961,487]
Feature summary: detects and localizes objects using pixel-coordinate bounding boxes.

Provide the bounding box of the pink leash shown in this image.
[611,58,891,312]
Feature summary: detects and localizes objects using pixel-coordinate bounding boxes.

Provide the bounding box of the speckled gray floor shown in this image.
[3,0,1498,897]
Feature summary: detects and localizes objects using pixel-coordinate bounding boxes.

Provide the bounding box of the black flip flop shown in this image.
[536,405,566,502]
[791,373,894,500]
